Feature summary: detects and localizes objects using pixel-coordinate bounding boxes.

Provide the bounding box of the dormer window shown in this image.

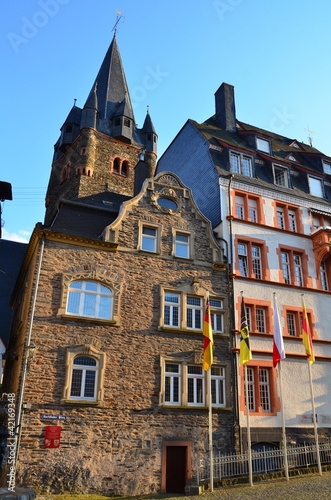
[323,160,331,175]
[308,176,324,198]
[256,137,271,154]
[124,118,131,128]
[230,152,253,177]
[273,165,290,188]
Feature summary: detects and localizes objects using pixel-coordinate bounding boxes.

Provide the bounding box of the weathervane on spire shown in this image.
[112,10,125,35]
[305,125,314,147]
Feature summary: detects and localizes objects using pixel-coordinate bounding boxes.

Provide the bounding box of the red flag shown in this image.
[203,300,213,371]
[301,298,315,364]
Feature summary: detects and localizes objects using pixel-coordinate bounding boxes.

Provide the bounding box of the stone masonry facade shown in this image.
[45,128,157,226]
[4,174,234,496]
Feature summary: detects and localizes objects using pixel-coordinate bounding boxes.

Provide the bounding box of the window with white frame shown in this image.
[308,176,324,197]
[69,356,98,401]
[186,296,202,330]
[210,298,224,333]
[211,366,225,406]
[174,232,190,258]
[164,362,181,405]
[248,198,258,222]
[245,303,269,334]
[281,252,291,284]
[235,195,245,219]
[276,206,285,229]
[273,165,289,187]
[162,361,226,408]
[288,209,297,231]
[245,367,271,413]
[141,226,157,252]
[323,160,331,175]
[187,365,204,406]
[320,260,329,291]
[66,281,113,319]
[230,152,253,177]
[286,312,297,337]
[234,192,260,223]
[285,309,314,337]
[256,137,271,153]
[164,292,180,328]
[238,243,248,277]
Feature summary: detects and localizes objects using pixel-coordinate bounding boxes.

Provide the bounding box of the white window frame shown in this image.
[174,231,190,259]
[186,296,203,330]
[256,137,271,154]
[308,176,324,198]
[230,151,253,177]
[138,222,161,253]
[273,164,290,188]
[164,362,181,405]
[164,292,180,328]
[323,160,331,175]
[141,226,157,252]
[211,366,226,407]
[287,312,297,337]
[210,298,225,333]
[66,281,113,320]
[259,368,271,412]
[293,254,303,286]
[187,365,205,406]
[320,260,329,291]
[69,355,98,401]
[276,207,285,229]
[161,360,226,408]
[281,251,291,284]
[238,243,248,277]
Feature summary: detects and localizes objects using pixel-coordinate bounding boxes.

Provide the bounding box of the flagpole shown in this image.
[307,360,322,475]
[207,368,213,491]
[244,364,253,486]
[278,363,289,480]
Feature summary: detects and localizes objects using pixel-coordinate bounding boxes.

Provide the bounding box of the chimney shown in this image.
[214,83,236,131]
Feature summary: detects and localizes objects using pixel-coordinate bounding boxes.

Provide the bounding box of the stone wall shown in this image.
[8,175,233,495]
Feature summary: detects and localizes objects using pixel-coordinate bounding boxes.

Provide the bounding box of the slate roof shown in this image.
[84,34,134,122]
[51,192,130,239]
[193,115,331,208]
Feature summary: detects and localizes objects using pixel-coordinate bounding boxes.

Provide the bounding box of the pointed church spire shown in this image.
[84,34,134,122]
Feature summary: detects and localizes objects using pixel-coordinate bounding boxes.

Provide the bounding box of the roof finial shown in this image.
[74,98,77,107]
[112,10,125,35]
[305,125,314,147]
[147,105,150,114]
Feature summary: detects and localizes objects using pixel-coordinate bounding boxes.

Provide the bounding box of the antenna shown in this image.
[112,10,125,35]
[305,125,314,147]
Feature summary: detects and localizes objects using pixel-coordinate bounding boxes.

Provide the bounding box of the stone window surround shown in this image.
[172,228,195,260]
[159,282,227,333]
[159,353,228,409]
[137,220,162,254]
[58,268,122,325]
[62,343,106,405]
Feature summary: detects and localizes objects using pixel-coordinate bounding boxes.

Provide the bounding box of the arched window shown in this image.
[61,163,70,183]
[121,160,129,177]
[70,356,98,401]
[66,281,113,319]
[113,157,121,173]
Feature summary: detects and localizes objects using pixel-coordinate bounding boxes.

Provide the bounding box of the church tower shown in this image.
[44,34,157,226]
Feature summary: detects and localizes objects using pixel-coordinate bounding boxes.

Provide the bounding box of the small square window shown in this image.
[323,160,331,175]
[256,137,271,153]
[273,165,289,187]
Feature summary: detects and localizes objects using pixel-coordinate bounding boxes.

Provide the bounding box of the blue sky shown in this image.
[1,0,331,242]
